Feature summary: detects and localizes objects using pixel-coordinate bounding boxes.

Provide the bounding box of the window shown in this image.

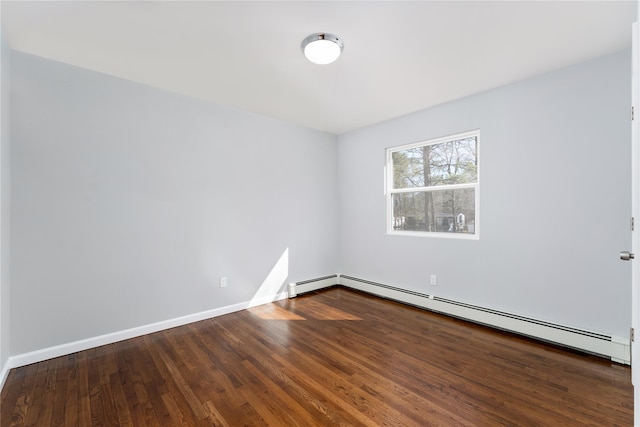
[386,130,479,238]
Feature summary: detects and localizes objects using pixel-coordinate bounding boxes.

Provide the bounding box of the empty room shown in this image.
[0,1,638,426]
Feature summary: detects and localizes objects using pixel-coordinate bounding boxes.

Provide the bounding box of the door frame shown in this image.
[632,19,639,427]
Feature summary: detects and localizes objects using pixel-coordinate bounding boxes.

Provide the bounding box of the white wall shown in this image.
[10,51,338,355]
[338,50,632,338]
[0,29,10,378]
[6,47,633,359]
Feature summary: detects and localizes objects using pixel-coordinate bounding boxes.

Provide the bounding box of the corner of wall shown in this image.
[0,26,11,394]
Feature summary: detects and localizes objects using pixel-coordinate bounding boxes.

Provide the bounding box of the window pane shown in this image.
[391,188,476,233]
[392,137,477,189]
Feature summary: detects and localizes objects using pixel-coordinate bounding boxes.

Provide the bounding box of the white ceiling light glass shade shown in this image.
[301,33,344,65]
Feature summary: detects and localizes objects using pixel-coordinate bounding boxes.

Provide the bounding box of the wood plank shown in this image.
[1,363,35,427]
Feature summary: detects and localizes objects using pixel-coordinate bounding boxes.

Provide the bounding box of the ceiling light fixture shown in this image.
[301,33,344,65]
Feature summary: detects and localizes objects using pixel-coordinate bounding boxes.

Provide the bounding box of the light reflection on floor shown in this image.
[250,298,362,321]
[249,303,306,320]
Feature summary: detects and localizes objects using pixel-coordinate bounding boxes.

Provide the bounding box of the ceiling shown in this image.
[1,1,636,135]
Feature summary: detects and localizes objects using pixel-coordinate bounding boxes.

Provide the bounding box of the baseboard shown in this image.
[4,271,632,386]
[4,291,289,374]
[290,274,631,364]
[0,358,9,392]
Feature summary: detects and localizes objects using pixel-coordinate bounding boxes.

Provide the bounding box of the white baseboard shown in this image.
[3,270,632,393]
[0,359,9,392]
[290,274,631,364]
[3,291,288,376]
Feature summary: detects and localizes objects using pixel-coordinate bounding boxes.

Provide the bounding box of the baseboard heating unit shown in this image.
[288,274,339,298]
[288,274,630,364]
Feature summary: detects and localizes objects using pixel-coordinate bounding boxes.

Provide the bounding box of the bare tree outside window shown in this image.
[387,131,479,237]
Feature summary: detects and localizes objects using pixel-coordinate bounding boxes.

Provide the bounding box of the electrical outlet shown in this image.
[430,274,437,286]
[220,277,228,288]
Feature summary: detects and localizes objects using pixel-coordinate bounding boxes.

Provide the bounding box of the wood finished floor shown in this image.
[0,287,633,426]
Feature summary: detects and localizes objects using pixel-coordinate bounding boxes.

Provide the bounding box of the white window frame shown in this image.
[385,130,480,240]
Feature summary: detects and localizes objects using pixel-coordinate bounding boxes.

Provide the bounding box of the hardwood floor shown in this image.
[1,287,633,426]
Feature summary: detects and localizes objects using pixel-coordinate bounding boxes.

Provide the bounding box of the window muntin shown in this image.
[387,131,479,238]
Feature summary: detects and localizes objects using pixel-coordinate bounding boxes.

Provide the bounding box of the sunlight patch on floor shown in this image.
[249,304,306,320]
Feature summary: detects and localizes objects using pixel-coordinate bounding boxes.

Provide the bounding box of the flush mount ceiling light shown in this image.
[301,33,344,65]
